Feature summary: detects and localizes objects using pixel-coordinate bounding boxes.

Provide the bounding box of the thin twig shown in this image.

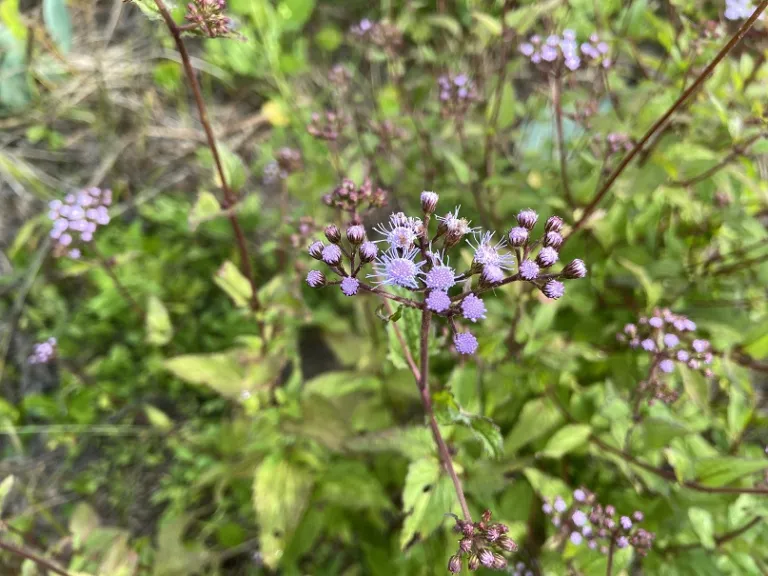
[669,133,764,187]
[566,1,768,241]
[357,283,422,309]
[381,300,420,381]
[0,539,75,576]
[151,0,262,317]
[551,74,574,208]
[605,539,615,576]
[660,516,763,554]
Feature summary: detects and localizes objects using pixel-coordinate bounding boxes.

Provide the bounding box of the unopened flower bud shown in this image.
[478,548,494,568]
[508,226,528,247]
[492,553,507,570]
[517,209,538,230]
[346,224,366,245]
[498,536,518,552]
[359,241,378,263]
[536,246,559,268]
[309,240,324,260]
[468,554,480,571]
[448,555,462,574]
[306,270,326,287]
[459,538,473,553]
[562,259,587,279]
[485,526,500,542]
[325,224,341,244]
[545,215,564,232]
[420,191,439,213]
[544,231,563,248]
[321,244,343,266]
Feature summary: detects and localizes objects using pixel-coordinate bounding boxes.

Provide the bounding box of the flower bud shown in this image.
[308,240,324,260]
[459,538,473,553]
[359,241,378,263]
[325,224,341,243]
[448,554,462,574]
[321,244,343,266]
[545,215,564,232]
[508,226,528,247]
[346,224,366,245]
[498,536,518,552]
[480,265,504,287]
[536,246,559,268]
[478,548,494,568]
[562,258,587,279]
[517,209,538,230]
[306,270,326,288]
[420,191,439,213]
[468,554,480,571]
[492,553,508,570]
[544,231,563,249]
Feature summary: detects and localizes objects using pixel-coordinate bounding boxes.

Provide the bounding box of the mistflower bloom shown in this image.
[184,0,236,38]
[340,276,360,296]
[454,332,478,355]
[543,280,565,300]
[641,339,656,352]
[546,216,564,232]
[308,241,324,260]
[370,247,425,289]
[659,359,675,373]
[468,232,515,270]
[663,333,680,348]
[692,339,710,353]
[519,259,540,280]
[544,231,563,249]
[562,259,587,279]
[421,191,439,213]
[572,510,588,527]
[620,516,633,530]
[359,241,378,262]
[573,489,586,502]
[426,290,451,313]
[570,532,583,545]
[461,294,487,322]
[321,244,343,266]
[649,316,664,328]
[508,227,528,247]
[437,207,475,247]
[28,337,57,364]
[325,224,341,243]
[481,265,504,286]
[425,261,457,291]
[725,0,764,20]
[48,188,111,255]
[374,212,421,250]
[448,555,461,574]
[554,496,567,513]
[536,246,559,268]
[676,350,690,362]
[517,209,538,230]
[617,536,629,549]
[306,270,326,288]
[346,224,366,245]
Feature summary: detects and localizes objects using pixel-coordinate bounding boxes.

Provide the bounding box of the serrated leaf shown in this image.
[505,397,562,453]
[400,458,454,549]
[253,454,314,568]
[540,424,592,459]
[316,461,392,511]
[727,385,753,441]
[688,508,715,549]
[214,260,252,308]
[694,458,767,487]
[42,0,72,53]
[433,390,503,458]
[145,296,173,346]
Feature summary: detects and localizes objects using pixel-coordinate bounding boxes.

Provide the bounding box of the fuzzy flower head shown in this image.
[420,190,439,213]
[508,227,528,247]
[370,247,425,289]
[537,246,559,268]
[321,244,342,266]
[340,276,359,296]
[48,188,111,257]
[519,259,540,280]
[437,207,475,247]
[481,265,505,286]
[543,280,565,300]
[359,241,378,263]
[374,212,422,251]
[306,270,326,288]
[461,294,487,322]
[426,290,451,313]
[29,337,57,364]
[454,332,478,355]
[425,258,458,291]
[468,232,515,270]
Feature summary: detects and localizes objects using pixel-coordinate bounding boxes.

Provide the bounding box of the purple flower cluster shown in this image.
[328,64,352,92]
[349,19,403,54]
[725,0,764,20]
[48,187,112,259]
[519,31,610,71]
[437,73,479,118]
[618,308,714,404]
[449,510,517,573]
[28,337,57,364]
[321,178,388,217]
[511,562,534,576]
[307,111,347,141]
[184,0,236,38]
[605,132,633,154]
[308,191,586,357]
[542,488,654,557]
[263,147,302,183]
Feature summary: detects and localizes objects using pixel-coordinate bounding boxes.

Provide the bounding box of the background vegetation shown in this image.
[1,0,767,574]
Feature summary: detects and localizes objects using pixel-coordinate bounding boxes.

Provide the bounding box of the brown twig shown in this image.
[0,539,75,576]
[660,516,763,554]
[605,538,615,576]
[566,1,768,241]
[669,133,764,187]
[152,0,262,317]
[551,74,574,208]
[381,300,421,381]
[357,283,422,309]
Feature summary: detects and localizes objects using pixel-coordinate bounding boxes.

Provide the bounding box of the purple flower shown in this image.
[453,74,468,86]
[542,502,553,514]
[537,246,559,268]
[478,548,494,568]
[573,488,586,502]
[649,317,664,328]
[543,280,565,300]
[321,244,343,266]
[420,191,439,213]
[554,496,567,513]
[374,212,421,250]
[620,516,632,530]
[68,249,81,259]
[572,510,587,527]
[454,332,478,355]
[570,532,583,545]
[641,339,656,352]
[663,333,680,348]
[426,290,451,313]
[508,226,528,247]
[677,350,690,362]
[692,339,709,353]
[359,241,378,262]
[519,259,539,280]
[481,264,504,285]
[659,359,675,373]
[346,224,366,245]
[565,56,581,71]
[448,555,461,574]
[306,270,326,287]
[617,536,629,549]
[370,247,425,289]
[309,241,324,259]
[517,209,538,229]
[468,232,514,269]
[340,276,359,296]
[461,293,486,322]
[519,42,535,56]
[562,259,587,279]
[425,263,457,291]
[544,231,563,248]
[562,29,576,41]
[28,337,57,364]
[633,511,644,522]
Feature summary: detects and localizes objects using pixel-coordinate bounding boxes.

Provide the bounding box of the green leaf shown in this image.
[505,397,563,453]
[42,0,72,53]
[688,508,715,549]
[144,405,173,431]
[278,0,315,31]
[188,190,222,230]
[386,304,419,370]
[727,385,753,442]
[443,150,471,184]
[345,426,435,461]
[69,503,101,548]
[433,390,503,458]
[743,330,768,360]
[153,513,210,576]
[145,296,173,346]
[523,468,571,500]
[253,454,314,568]
[1,0,27,39]
[316,461,392,511]
[377,84,400,118]
[468,417,504,459]
[694,458,767,487]
[214,260,253,308]
[472,11,502,36]
[540,424,592,459]
[617,258,662,309]
[0,475,14,513]
[504,0,559,33]
[400,458,454,549]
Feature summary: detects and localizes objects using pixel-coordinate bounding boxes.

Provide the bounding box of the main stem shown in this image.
[418,309,472,522]
[605,539,615,576]
[152,0,262,316]
[0,539,75,576]
[551,74,574,208]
